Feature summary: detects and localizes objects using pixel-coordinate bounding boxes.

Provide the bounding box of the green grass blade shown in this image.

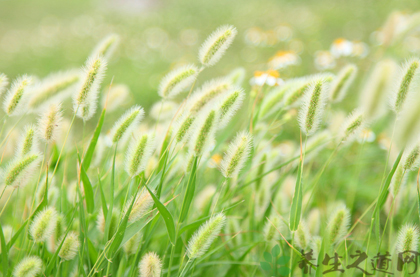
[0,225,8,275]
[105,146,117,241]
[145,185,176,245]
[179,156,198,224]
[98,174,108,218]
[289,158,303,231]
[376,148,404,212]
[77,153,95,213]
[83,108,106,170]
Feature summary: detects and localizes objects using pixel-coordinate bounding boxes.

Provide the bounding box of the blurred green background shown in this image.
[0,0,419,111]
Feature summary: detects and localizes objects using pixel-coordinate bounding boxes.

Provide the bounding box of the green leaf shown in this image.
[271,244,280,257]
[178,156,198,223]
[263,251,272,263]
[289,157,303,231]
[98,174,108,218]
[109,192,136,256]
[0,225,8,275]
[145,185,176,245]
[278,266,290,276]
[77,154,95,213]
[277,256,290,265]
[105,146,117,241]
[376,148,404,212]
[260,261,271,271]
[82,108,106,170]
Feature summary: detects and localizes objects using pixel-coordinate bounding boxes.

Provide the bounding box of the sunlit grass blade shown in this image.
[289,158,303,231]
[179,156,198,223]
[145,185,176,245]
[77,153,95,213]
[83,108,106,170]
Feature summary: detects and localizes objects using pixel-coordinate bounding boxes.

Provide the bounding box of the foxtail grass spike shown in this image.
[220,131,252,178]
[125,133,155,177]
[37,103,63,143]
[298,77,329,136]
[28,70,80,111]
[403,144,420,171]
[30,207,58,243]
[73,55,107,118]
[395,96,420,147]
[17,125,39,157]
[227,67,246,86]
[158,64,198,99]
[0,73,9,97]
[294,221,311,250]
[188,78,231,115]
[174,113,196,143]
[187,213,226,259]
[340,109,365,142]
[189,109,218,157]
[391,58,420,114]
[217,88,245,128]
[91,33,120,60]
[58,231,80,260]
[326,205,350,245]
[123,232,142,255]
[124,190,154,223]
[13,256,43,277]
[109,105,144,144]
[389,164,406,198]
[199,25,237,67]
[360,60,396,120]
[329,64,357,102]
[97,209,119,237]
[4,153,41,188]
[264,216,281,242]
[101,84,130,112]
[138,252,162,277]
[396,224,419,258]
[3,75,33,116]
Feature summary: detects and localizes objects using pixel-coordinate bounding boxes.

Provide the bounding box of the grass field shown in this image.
[1,0,420,276]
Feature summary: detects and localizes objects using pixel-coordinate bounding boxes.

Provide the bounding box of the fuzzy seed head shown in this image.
[91,33,120,60]
[326,205,350,245]
[340,109,365,142]
[402,144,420,171]
[58,231,80,260]
[227,67,246,86]
[188,78,231,115]
[194,185,216,212]
[47,213,65,253]
[396,224,419,257]
[199,25,237,67]
[102,84,130,112]
[298,78,329,136]
[125,133,155,176]
[283,78,310,107]
[220,131,252,178]
[139,252,162,277]
[360,59,396,120]
[3,75,33,116]
[74,56,107,118]
[307,209,321,235]
[259,84,291,118]
[174,113,196,143]
[30,207,58,243]
[109,106,144,144]
[37,103,63,143]
[150,100,177,121]
[0,73,9,96]
[264,216,281,242]
[28,70,80,111]
[123,232,142,255]
[294,221,311,250]
[17,125,39,157]
[4,153,41,187]
[13,256,42,277]
[158,64,198,98]
[329,64,357,102]
[217,88,245,128]
[390,164,407,198]
[395,96,420,147]
[124,190,154,223]
[391,58,420,114]
[190,109,218,156]
[97,209,119,237]
[187,213,226,259]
